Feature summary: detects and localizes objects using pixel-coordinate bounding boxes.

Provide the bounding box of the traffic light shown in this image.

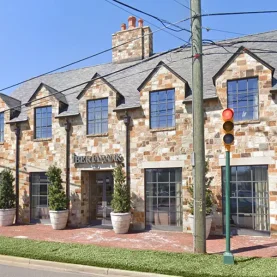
[222,108,234,148]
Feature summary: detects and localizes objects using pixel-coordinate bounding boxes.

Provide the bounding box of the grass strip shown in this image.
[0,236,277,277]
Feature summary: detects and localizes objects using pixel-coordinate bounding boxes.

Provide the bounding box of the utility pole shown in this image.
[190,0,206,253]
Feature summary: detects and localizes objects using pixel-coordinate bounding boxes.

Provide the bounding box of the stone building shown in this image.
[1,16,277,236]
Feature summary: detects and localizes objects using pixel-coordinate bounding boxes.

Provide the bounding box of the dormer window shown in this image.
[35,106,52,139]
[150,89,175,129]
[87,98,108,135]
[227,78,258,122]
[0,112,4,142]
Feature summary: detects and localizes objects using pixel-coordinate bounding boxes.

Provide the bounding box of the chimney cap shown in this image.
[128,16,136,29]
[121,23,126,31]
[138,18,143,27]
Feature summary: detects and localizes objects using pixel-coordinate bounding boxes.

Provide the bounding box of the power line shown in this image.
[171,0,191,11]
[0,17,190,93]
[5,44,274,116]
[202,27,247,37]
[104,0,187,43]
[13,61,190,117]
[3,45,191,114]
[109,0,191,33]
[202,10,277,17]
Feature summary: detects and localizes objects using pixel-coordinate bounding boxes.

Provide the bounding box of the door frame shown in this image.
[88,170,114,226]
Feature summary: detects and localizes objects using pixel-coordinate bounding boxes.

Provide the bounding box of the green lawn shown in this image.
[0,236,276,277]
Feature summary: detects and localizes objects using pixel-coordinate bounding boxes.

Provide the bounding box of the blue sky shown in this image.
[0,0,277,94]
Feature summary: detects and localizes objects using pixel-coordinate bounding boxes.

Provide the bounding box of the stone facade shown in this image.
[1,23,277,237]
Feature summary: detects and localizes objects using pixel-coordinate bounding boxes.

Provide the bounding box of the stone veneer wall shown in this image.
[112,26,153,63]
[0,51,277,235]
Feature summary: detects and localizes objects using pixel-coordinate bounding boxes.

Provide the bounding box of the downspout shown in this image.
[65,119,71,210]
[123,112,131,192]
[15,124,20,223]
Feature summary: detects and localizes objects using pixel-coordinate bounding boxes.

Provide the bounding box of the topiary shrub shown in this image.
[0,169,16,209]
[46,165,68,211]
[111,164,131,213]
[188,160,214,215]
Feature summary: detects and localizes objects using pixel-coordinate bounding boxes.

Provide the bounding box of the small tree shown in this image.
[46,165,68,211]
[111,164,130,213]
[0,169,16,209]
[188,160,214,215]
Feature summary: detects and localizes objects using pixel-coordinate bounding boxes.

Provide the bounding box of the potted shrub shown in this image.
[110,164,131,234]
[188,161,214,238]
[47,165,68,230]
[0,169,16,226]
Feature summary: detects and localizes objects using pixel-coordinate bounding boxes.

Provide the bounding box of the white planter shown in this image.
[188,214,213,239]
[49,210,68,230]
[111,212,131,234]
[0,208,16,226]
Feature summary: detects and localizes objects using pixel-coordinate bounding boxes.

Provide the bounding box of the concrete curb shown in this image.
[0,255,178,277]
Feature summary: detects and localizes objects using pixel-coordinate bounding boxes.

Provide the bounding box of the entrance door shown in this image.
[222,165,269,236]
[94,172,113,226]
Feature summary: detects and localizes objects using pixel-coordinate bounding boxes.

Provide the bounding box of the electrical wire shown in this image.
[3,45,191,114]
[104,0,188,43]
[109,0,191,33]
[0,17,190,93]
[201,10,277,17]
[5,43,275,116]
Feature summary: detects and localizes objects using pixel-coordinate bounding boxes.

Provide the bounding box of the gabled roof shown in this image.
[27,83,68,105]
[212,46,275,85]
[5,29,277,121]
[137,61,187,91]
[76,73,123,100]
[0,93,21,111]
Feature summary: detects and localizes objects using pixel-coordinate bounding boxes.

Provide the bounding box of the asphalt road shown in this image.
[0,264,107,277]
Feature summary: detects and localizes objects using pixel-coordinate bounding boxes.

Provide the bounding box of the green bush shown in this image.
[46,165,68,211]
[111,164,130,213]
[0,169,16,209]
[188,160,214,215]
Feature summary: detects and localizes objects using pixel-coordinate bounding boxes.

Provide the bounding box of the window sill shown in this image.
[33,138,52,142]
[87,133,108,138]
[150,127,176,133]
[234,120,260,125]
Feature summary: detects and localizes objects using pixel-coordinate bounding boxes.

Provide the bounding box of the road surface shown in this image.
[0,264,109,277]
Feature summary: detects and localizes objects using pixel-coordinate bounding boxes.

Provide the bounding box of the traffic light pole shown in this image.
[223,148,234,264]
[191,0,206,253]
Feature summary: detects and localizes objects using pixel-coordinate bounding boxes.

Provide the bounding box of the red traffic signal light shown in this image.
[222,108,234,147]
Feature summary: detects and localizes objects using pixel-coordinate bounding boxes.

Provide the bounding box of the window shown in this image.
[87,98,108,135]
[222,165,269,234]
[145,168,182,230]
[35,106,52,139]
[227,78,258,122]
[0,112,4,142]
[31,172,49,223]
[150,89,175,129]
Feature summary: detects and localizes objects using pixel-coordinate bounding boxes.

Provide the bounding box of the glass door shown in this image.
[30,172,50,224]
[222,165,269,236]
[95,172,113,225]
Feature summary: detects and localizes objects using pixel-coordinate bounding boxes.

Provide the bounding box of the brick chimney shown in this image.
[112,16,153,64]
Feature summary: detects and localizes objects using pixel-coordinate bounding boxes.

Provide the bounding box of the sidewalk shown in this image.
[1,224,277,257]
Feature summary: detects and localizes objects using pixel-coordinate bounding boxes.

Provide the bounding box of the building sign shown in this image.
[72,154,123,164]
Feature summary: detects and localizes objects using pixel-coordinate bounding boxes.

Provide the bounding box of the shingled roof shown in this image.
[7,30,277,121]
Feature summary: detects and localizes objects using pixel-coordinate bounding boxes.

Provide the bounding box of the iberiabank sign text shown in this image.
[72,154,123,164]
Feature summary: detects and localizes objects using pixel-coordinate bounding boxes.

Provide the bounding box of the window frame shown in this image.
[0,112,4,142]
[34,106,52,139]
[86,97,109,135]
[144,167,183,231]
[149,88,175,129]
[227,77,259,122]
